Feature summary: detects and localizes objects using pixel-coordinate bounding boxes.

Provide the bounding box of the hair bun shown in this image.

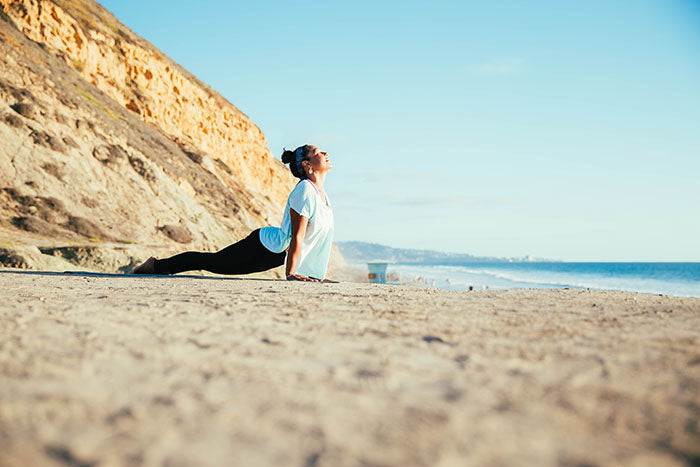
[281,146,307,179]
[281,148,295,165]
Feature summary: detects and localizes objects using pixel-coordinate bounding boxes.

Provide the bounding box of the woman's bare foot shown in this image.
[132,256,156,274]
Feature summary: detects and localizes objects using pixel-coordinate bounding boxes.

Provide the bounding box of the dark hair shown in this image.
[281,145,309,179]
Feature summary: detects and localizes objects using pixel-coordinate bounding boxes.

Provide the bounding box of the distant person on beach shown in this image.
[132,145,334,281]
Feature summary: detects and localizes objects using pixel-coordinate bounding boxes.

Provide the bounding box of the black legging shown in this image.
[153,228,286,275]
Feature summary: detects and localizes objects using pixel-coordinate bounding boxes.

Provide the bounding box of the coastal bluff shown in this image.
[0,0,296,274]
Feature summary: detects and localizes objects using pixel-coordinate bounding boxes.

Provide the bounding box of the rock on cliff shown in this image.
[0,0,296,275]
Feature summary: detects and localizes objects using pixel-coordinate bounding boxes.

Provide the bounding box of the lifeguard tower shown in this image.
[367,262,389,284]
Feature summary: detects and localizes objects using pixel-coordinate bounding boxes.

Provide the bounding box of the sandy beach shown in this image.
[1,270,699,466]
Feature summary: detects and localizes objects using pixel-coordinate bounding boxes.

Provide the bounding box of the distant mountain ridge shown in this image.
[336,241,552,264]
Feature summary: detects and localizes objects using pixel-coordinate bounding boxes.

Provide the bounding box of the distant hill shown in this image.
[336,241,550,264]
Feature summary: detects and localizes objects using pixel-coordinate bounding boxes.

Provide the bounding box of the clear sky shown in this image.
[100,0,700,261]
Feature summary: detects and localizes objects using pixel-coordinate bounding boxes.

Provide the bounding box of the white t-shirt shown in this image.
[259,179,334,279]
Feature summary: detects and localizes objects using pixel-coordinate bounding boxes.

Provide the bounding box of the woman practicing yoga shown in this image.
[132,145,334,281]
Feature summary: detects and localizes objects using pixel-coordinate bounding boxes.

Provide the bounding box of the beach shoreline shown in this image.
[1,269,699,466]
[357,261,700,298]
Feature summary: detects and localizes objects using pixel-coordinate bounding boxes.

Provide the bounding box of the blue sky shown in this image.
[100,0,700,261]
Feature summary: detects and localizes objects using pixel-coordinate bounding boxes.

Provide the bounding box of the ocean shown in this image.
[385,262,700,298]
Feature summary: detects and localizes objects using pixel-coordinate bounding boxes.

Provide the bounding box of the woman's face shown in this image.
[306,146,332,173]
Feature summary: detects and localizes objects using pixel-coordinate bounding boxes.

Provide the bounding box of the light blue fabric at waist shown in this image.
[259,226,291,254]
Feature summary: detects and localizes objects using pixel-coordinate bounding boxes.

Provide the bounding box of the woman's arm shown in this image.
[286,209,319,281]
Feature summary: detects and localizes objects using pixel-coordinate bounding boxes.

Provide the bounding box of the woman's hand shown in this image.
[286,274,320,282]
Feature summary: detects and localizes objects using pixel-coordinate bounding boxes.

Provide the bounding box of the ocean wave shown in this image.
[387,263,700,297]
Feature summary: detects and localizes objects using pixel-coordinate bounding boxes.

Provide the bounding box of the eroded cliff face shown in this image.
[1,0,292,204]
[0,0,297,275]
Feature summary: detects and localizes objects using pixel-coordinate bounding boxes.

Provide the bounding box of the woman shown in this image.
[132,145,334,281]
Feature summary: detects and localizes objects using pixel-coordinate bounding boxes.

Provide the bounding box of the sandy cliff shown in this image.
[0,0,297,274]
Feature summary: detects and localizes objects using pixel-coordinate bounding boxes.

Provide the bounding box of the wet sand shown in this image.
[1,270,699,466]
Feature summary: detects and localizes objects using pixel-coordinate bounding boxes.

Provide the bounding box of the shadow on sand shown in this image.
[0,269,282,282]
